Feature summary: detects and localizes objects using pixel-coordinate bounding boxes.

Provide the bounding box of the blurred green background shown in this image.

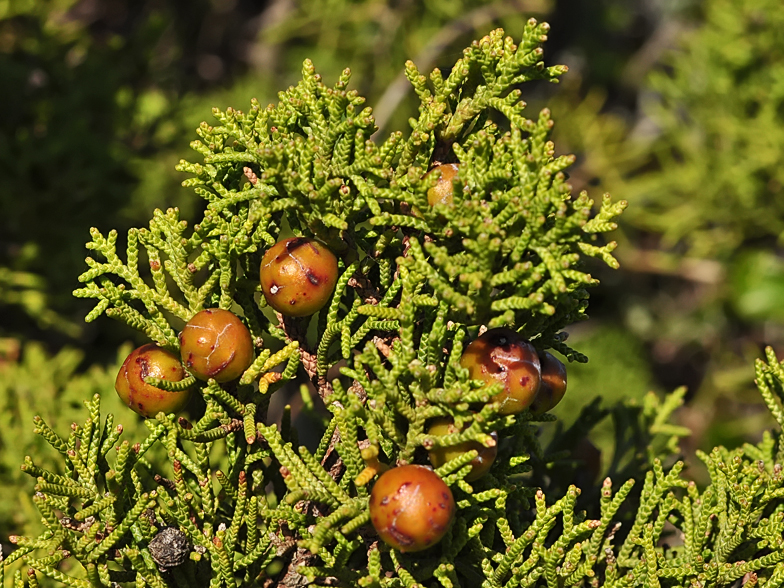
[2,0,783,542]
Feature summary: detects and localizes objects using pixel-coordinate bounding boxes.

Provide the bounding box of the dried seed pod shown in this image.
[260,237,339,317]
[369,465,455,552]
[115,344,192,418]
[179,309,254,382]
[148,527,192,571]
[460,328,541,415]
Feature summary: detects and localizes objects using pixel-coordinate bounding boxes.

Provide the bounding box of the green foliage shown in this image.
[0,268,78,336]
[551,326,657,423]
[0,0,169,324]
[543,0,784,436]
[0,22,640,587]
[627,0,784,258]
[0,0,546,349]
[257,0,548,124]
[76,27,622,359]
[554,0,784,260]
[0,343,153,538]
[729,249,784,323]
[11,9,784,588]
[11,350,784,588]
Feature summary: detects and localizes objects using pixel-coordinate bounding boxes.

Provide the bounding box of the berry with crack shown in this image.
[260,237,339,317]
[179,309,254,382]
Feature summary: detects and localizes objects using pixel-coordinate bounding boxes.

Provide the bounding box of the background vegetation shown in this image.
[1,0,782,555]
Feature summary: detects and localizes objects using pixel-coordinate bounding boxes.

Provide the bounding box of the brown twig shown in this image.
[373,336,393,359]
[276,311,335,400]
[243,166,259,186]
[222,418,245,433]
[347,274,380,305]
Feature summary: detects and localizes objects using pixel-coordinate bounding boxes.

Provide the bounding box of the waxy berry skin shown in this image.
[530,351,568,415]
[460,328,542,415]
[369,465,455,553]
[425,163,460,206]
[115,344,191,418]
[260,237,339,317]
[427,418,498,481]
[178,309,254,382]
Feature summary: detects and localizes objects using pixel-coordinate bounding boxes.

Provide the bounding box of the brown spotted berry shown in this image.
[179,309,254,382]
[460,328,541,415]
[260,237,339,317]
[115,344,192,418]
[369,465,455,552]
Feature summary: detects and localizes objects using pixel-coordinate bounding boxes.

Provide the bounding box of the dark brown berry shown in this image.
[460,328,541,415]
[529,351,567,414]
[179,309,254,382]
[427,418,498,481]
[260,237,339,317]
[369,465,455,552]
[115,344,192,418]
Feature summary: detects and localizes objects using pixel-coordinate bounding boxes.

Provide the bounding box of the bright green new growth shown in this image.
[17,19,784,588]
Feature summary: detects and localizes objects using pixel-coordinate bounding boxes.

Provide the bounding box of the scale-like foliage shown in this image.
[13,19,784,588]
[8,352,784,588]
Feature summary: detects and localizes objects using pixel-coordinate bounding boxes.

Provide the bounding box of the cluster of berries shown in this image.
[113,165,568,556]
[368,327,567,552]
[114,236,337,417]
[366,165,569,554]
